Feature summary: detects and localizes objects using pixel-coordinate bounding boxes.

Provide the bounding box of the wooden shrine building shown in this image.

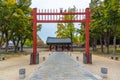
[46,37,72,51]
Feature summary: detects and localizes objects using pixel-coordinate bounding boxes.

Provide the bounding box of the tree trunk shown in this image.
[92,37,97,51]
[119,41,120,47]
[13,40,17,53]
[14,46,18,52]
[113,35,116,54]
[106,44,109,54]
[20,44,24,52]
[104,32,110,54]
[0,32,4,48]
[100,35,104,52]
[20,37,27,52]
[14,38,20,52]
[5,31,8,53]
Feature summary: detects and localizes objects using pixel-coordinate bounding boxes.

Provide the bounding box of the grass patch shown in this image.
[92,51,111,57]
[110,47,120,50]
[0,51,30,59]
[91,50,120,58]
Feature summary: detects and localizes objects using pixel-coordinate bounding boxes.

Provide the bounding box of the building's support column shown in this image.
[50,45,52,51]
[55,45,58,51]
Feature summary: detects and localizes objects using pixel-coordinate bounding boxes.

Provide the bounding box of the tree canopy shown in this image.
[90,0,120,53]
[56,0,120,53]
[56,7,81,45]
[0,0,41,52]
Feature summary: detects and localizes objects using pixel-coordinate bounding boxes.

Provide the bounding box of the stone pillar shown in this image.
[83,53,92,64]
[30,53,39,64]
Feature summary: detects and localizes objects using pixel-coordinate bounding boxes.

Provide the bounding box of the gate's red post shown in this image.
[31,8,37,64]
[85,8,91,64]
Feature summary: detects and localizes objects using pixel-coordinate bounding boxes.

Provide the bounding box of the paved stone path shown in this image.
[26,52,102,80]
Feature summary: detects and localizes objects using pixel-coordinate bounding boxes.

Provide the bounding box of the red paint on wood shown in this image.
[85,8,91,63]
[32,8,37,64]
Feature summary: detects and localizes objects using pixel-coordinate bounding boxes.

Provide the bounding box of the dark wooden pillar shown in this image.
[62,45,64,51]
[55,45,58,51]
[50,45,52,51]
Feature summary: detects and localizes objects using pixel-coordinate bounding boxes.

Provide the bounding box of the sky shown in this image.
[30,0,91,43]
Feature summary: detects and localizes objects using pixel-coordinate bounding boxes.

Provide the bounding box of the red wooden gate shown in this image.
[31,8,91,64]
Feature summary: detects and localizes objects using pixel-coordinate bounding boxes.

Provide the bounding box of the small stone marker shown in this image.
[19,68,26,79]
[0,57,6,61]
[76,56,79,61]
[0,57,2,61]
[110,56,114,59]
[3,57,6,60]
[43,57,45,61]
[101,67,108,78]
[70,53,72,56]
[110,56,119,60]
[115,57,119,60]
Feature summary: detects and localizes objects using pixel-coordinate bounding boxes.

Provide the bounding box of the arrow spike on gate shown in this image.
[47,9,49,13]
[82,9,83,12]
[41,9,43,12]
[80,9,81,12]
[76,9,78,13]
[56,9,57,13]
[38,9,40,20]
[53,9,55,12]
[50,9,52,13]
[56,9,57,20]
[45,9,46,20]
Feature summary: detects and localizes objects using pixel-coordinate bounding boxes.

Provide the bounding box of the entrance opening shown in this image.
[31,8,91,64]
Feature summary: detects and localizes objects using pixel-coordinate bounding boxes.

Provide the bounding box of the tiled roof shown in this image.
[46,37,71,44]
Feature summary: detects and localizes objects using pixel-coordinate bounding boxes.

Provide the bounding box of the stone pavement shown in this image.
[25,52,102,80]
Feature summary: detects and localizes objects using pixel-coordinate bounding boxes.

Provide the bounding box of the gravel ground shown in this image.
[0,51,120,80]
[72,52,120,80]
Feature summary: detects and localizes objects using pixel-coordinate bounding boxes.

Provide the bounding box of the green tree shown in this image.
[56,7,77,44]
[76,23,85,45]
[0,0,36,52]
[90,0,120,54]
